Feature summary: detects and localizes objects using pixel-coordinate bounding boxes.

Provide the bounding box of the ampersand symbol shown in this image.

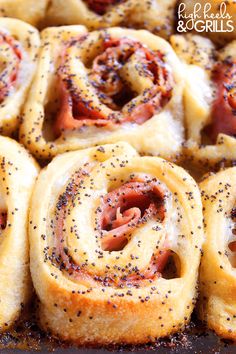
[177,20,187,33]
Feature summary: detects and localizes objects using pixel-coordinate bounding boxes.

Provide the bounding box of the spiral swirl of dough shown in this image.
[20,26,184,160]
[30,142,203,344]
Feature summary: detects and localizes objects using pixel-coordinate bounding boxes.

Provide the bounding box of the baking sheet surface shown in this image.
[0,314,235,354]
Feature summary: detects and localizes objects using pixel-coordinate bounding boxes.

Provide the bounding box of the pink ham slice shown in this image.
[0,33,22,103]
[206,61,236,142]
[100,180,165,252]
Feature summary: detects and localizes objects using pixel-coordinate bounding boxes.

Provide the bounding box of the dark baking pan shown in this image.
[0,310,235,353]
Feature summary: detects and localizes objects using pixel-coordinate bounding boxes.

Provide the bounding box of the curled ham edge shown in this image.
[0,211,6,230]
[205,61,236,143]
[229,208,236,252]
[54,36,173,137]
[85,0,124,15]
[53,166,171,287]
[0,33,22,103]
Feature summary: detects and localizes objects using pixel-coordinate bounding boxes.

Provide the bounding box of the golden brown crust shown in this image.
[0,0,49,27]
[0,136,39,331]
[30,142,204,344]
[45,0,176,39]
[199,167,236,340]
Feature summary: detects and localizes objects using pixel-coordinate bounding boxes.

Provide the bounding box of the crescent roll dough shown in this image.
[180,0,236,45]
[45,0,176,39]
[199,167,236,340]
[0,18,40,135]
[0,136,38,331]
[0,0,49,27]
[171,34,236,166]
[30,142,204,345]
[20,26,185,160]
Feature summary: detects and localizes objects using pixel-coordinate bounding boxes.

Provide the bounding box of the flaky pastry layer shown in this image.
[45,0,176,39]
[0,136,38,331]
[199,167,236,340]
[0,0,49,27]
[0,18,40,135]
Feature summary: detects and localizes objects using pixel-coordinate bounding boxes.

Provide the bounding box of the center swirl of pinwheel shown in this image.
[52,167,170,287]
[55,35,173,135]
[99,180,165,251]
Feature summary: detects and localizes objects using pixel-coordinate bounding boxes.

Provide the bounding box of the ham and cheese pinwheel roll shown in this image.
[199,167,236,339]
[0,136,38,331]
[0,18,40,135]
[45,0,176,39]
[0,0,48,27]
[171,34,236,166]
[30,142,203,344]
[180,0,236,45]
[20,26,185,160]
